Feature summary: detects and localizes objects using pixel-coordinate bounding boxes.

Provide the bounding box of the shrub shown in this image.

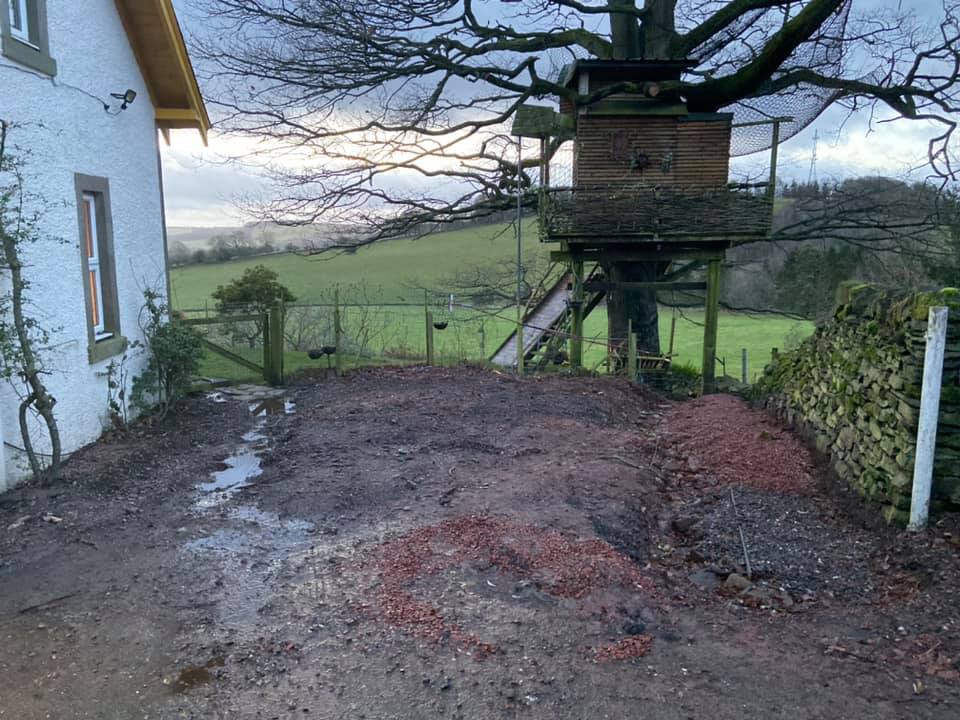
[131,289,203,418]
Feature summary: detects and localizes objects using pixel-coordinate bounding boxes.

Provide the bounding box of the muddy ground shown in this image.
[1,366,959,719]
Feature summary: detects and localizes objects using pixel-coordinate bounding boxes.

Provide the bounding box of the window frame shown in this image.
[0,0,56,76]
[8,0,28,43]
[74,174,125,364]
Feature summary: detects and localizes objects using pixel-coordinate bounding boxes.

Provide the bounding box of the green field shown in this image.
[170,222,812,382]
[170,221,544,309]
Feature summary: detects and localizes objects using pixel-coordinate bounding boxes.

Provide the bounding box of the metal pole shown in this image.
[334,287,343,376]
[741,347,748,384]
[908,306,949,531]
[516,136,524,375]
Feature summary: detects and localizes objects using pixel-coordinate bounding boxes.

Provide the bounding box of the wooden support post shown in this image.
[741,348,748,384]
[668,314,677,357]
[701,259,721,394]
[334,288,343,376]
[627,319,637,383]
[425,310,435,365]
[570,255,584,370]
[767,120,781,203]
[267,302,284,386]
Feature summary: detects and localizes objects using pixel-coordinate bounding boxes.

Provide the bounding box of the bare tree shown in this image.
[195,0,960,351]
[0,121,62,480]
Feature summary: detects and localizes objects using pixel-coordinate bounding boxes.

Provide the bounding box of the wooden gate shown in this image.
[181,304,285,385]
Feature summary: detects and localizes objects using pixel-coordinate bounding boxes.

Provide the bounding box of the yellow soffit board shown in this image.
[115,0,211,144]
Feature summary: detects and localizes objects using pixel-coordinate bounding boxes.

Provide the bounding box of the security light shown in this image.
[110,89,137,110]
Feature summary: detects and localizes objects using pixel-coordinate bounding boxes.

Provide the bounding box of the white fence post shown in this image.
[908,306,949,531]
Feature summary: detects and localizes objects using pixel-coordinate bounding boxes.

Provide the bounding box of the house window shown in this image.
[75,175,126,364]
[8,0,28,42]
[1,0,56,76]
[82,194,107,337]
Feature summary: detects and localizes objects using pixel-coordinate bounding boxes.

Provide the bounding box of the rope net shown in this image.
[690,0,853,157]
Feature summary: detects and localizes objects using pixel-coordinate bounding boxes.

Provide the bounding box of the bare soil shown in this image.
[1,366,959,719]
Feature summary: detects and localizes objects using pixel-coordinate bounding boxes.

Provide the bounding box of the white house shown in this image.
[0,0,209,490]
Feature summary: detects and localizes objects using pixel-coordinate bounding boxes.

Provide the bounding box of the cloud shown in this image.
[165,109,949,228]
[731,106,944,186]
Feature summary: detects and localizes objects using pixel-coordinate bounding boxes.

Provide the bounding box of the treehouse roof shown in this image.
[558,59,694,89]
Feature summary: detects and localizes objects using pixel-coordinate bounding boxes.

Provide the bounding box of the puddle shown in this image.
[195,448,263,508]
[186,506,314,554]
[169,655,225,693]
[194,398,288,509]
[183,506,317,634]
[250,397,296,416]
[184,395,314,636]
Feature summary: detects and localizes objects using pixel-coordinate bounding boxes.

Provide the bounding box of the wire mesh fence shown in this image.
[178,295,813,385]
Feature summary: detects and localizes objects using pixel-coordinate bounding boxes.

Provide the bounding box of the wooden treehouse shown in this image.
[502,59,780,390]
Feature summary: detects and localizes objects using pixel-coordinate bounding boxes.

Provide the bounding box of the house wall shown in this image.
[0,0,166,490]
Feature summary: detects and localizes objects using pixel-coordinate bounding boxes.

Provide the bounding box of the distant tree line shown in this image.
[723,177,960,320]
[168,229,292,266]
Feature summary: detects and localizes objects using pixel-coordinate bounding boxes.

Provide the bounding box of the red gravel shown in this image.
[365,514,653,657]
[589,635,654,663]
[663,394,817,494]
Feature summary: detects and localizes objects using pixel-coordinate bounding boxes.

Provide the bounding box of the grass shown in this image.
[192,304,811,383]
[171,221,813,383]
[170,221,543,309]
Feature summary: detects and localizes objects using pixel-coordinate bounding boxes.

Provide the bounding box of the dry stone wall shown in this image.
[756,283,960,524]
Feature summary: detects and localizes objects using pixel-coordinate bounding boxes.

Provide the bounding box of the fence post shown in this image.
[425,310,435,365]
[262,309,272,383]
[267,302,284,385]
[627,319,637,382]
[701,258,721,394]
[908,306,949,531]
[668,314,677,357]
[334,288,343,376]
[741,347,748,384]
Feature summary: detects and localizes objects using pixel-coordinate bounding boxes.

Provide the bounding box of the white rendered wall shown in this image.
[0,0,168,490]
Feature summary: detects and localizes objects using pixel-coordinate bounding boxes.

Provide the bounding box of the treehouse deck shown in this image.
[539,185,772,244]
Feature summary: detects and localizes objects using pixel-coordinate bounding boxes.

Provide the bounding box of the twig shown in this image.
[824,644,877,664]
[597,455,644,471]
[730,487,752,579]
[19,591,80,614]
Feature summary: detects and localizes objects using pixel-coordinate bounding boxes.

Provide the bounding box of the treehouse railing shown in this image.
[538,185,773,242]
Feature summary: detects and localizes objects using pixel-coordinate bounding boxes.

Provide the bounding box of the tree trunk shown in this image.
[603,0,679,362]
[603,260,668,357]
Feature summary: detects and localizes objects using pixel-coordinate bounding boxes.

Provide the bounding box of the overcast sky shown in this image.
[162,0,948,227]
